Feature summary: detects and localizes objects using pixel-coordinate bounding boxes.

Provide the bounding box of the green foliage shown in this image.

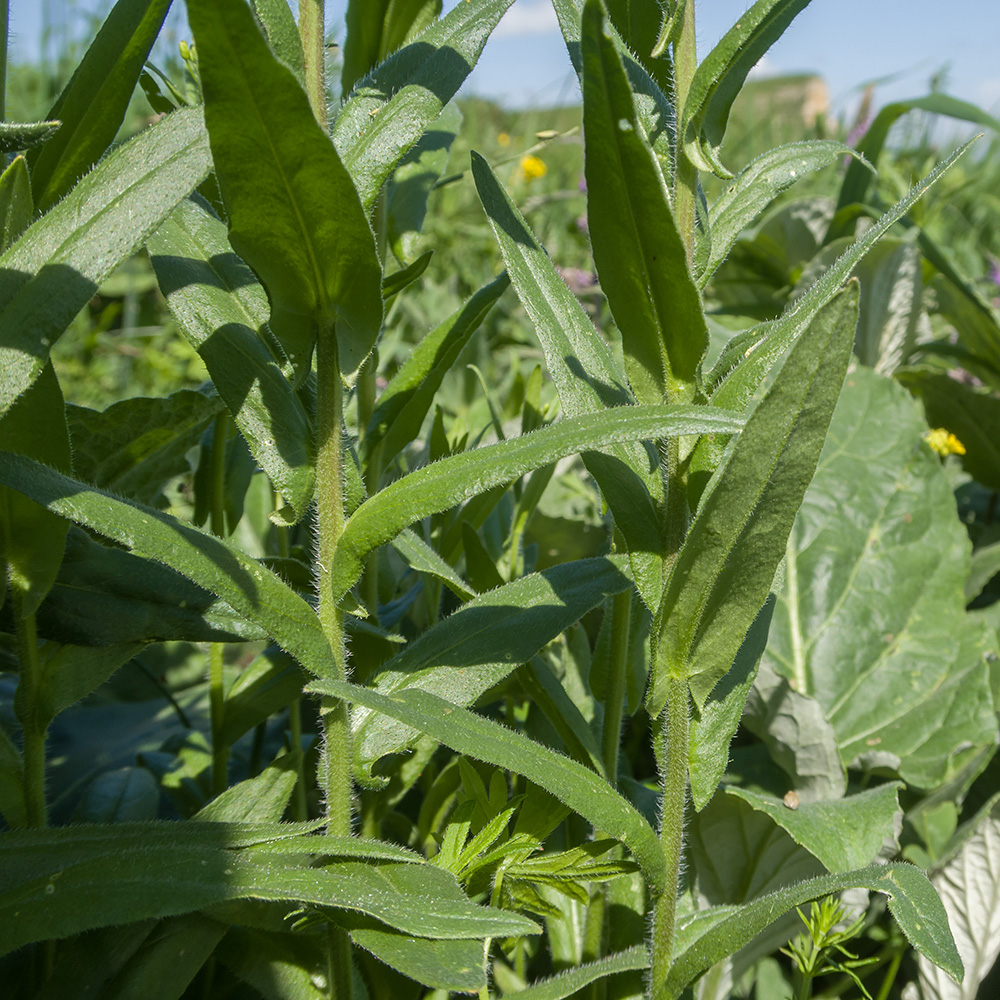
[1,0,996,998]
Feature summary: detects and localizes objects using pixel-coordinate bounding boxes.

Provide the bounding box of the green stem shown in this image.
[672,0,698,264]
[649,676,690,995]
[298,0,328,131]
[288,698,309,821]
[14,589,46,828]
[315,323,354,999]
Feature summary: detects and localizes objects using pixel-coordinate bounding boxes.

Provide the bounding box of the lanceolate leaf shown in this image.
[0,155,33,251]
[661,863,962,998]
[581,0,707,406]
[680,0,814,177]
[189,0,383,380]
[331,405,743,604]
[0,120,61,154]
[333,0,515,212]
[507,946,649,999]
[27,0,173,210]
[148,197,316,520]
[650,285,858,715]
[0,822,537,957]
[0,106,211,422]
[249,0,305,82]
[349,926,486,993]
[698,141,869,287]
[472,152,668,608]
[365,271,510,464]
[0,453,336,680]
[306,679,668,898]
[353,557,632,780]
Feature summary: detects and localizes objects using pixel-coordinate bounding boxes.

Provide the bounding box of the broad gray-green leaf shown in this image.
[333,405,742,604]
[680,0,813,177]
[306,679,668,898]
[472,151,670,607]
[664,862,962,999]
[581,0,707,406]
[149,196,316,520]
[762,367,999,789]
[698,141,869,287]
[743,658,847,800]
[0,454,336,680]
[27,0,172,210]
[0,821,536,955]
[728,783,901,873]
[908,795,1000,1000]
[189,0,383,379]
[0,361,71,615]
[504,945,648,999]
[650,285,858,715]
[67,389,223,507]
[334,0,515,212]
[353,557,631,781]
[365,271,510,465]
[0,106,211,421]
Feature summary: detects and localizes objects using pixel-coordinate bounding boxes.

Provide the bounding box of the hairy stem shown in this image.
[649,676,690,995]
[316,325,354,1000]
[298,0,327,131]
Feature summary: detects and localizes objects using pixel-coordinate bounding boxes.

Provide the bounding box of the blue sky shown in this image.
[9,0,1000,121]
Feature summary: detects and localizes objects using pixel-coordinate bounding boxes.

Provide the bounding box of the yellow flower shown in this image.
[924,428,966,457]
[497,131,511,147]
[518,154,547,182]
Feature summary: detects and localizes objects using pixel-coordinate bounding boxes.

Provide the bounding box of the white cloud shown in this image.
[748,55,778,79]
[493,0,560,39]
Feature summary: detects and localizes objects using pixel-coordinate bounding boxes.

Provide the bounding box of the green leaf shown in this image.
[698,141,870,287]
[913,795,1000,1000]
[0,106,211,422]
[0,822,536,956]
[581,0,707,406]
[761,367,999,789]
[350,925,485,992]
[216,648,306,748]
[727,784,901,873]
[0,454,336,680]
[392,527,476,601]
[0,155,33,252]
[387,100,460,263]
[0,726,27,829]
[381,249,434,300]
[0,120,61,154]
[662,863,962,998]
[189,0,383,380]
[689,597,774,809]
[27,0,173,211]
[249,0,305,82]
[503,946,648,1000]
[353,557,631,781]
[37,641,146,724]
[366,271,509,464]
[897,368,1000,490]
[680,0,814,177]
[332,405,743,605]
[341,0,442,97]
[0,361,71,614]
[195,753,303,823]
[333,0,515,212]
[650,285,858,715]
[472,151,668,607]
[148,196,316,520]
[67,389,223,507]
[830,94,1000,242]
[306,679,668,899]
[6,525,267,647]
[216,928,327,1000]
[72,767,160,823]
